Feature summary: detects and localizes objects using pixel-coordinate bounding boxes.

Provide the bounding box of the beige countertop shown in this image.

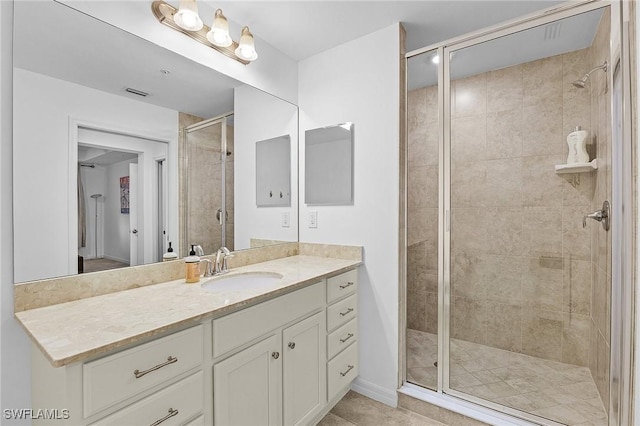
[15,255,360,368]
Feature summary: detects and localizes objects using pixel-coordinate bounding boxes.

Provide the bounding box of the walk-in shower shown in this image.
[403,2,631,425]
[180,113,234,257]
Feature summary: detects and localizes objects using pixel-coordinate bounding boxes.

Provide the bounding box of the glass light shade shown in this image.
[206,9,232,47]
[174,0,203,31]
[235,26,258,61]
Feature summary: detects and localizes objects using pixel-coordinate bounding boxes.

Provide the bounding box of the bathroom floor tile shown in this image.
[324,391,447,426]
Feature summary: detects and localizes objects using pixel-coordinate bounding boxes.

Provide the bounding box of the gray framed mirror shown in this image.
[305,122,354,205]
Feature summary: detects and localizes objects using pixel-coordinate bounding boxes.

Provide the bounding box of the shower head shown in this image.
[572,77,588,88]
[572,60,608,88]
[90,194,102,199]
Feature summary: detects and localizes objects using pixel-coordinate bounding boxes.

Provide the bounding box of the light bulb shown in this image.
[174,0,203,31]
[206,9,232,47]
[234,26,258,61]
[432,54,440,64]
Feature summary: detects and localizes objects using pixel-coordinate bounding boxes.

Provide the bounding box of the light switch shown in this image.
[308,211,318,228]
[282,212,290,228]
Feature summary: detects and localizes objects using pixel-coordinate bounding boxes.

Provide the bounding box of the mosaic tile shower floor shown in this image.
[407,329,607,426]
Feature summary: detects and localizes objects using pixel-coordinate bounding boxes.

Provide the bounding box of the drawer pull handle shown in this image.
[340,333,354,343]
[340,365,354,377]
[272,352,280,359]
[150,408,178,426]
[339,307,354,317]
[288,342,296,349]
[134,356,178,379]
[339,281,355,289]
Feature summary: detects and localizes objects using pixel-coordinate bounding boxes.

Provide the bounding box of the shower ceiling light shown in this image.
[151,0,258,65]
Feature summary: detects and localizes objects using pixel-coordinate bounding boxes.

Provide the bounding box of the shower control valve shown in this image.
[582,201,610,231]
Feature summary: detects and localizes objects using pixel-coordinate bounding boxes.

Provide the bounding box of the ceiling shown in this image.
[13,1,239,119]
[207,1,566,60]
[14,1,596,119]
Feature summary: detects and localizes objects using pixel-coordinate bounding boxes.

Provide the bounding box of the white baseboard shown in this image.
[350,378,398,407]
[102,254,129,264]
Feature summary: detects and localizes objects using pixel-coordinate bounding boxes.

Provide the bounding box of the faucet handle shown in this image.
[201,259,214,277]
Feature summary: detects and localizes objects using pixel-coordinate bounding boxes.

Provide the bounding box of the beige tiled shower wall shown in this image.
[407,42,613,371]
[588,8,611,412]
[448,44,603,368]
[179,113,235,257]
[407,84,439,335]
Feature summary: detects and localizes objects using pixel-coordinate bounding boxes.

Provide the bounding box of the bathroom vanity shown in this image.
[16,255,360,425]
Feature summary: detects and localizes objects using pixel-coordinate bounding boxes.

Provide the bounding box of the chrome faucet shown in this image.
[201,258,215,277]
[215,247,234,274]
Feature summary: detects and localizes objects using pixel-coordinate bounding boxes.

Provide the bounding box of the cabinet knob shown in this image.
[288,342,296,349]
[272,351,280,359]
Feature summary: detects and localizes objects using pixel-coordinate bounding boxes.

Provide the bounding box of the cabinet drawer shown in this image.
[327,318,357,360]
[83,325,203,417]
[327,342,358,402]
[213,282,324,358]
[327,294,357,332]
[327,269,358,303]
[184,414,205,426]
[90,371,203,426]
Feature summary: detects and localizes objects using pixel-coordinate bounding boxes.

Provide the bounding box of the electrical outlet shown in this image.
[281,212,290,228]
[308,211,318,228]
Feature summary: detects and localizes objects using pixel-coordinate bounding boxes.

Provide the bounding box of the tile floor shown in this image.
[318,391,447,426]
[407,329,608,426]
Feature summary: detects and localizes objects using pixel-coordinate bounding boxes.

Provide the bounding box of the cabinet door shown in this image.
[283,311,326,426]
[214,334,282,426]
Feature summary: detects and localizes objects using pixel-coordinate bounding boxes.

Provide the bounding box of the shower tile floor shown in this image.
[407,329,607,426]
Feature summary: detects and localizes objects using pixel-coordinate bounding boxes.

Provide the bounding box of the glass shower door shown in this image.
[446,8,611,426]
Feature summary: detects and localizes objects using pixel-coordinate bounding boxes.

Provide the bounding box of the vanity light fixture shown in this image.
[152,0,258,65]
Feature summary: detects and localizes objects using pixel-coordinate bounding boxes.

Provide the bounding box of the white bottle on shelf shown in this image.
[566,126,589,164]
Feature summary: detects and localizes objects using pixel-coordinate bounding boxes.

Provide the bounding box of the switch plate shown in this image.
[281,212,290,228]
[308,211,318,228]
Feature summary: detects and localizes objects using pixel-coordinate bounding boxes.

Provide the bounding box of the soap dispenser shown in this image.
[185,245,201,283]
[566,126,589,164]
[163,242,178,262]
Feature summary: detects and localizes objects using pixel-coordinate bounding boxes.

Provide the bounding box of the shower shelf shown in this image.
[554,159,598,174]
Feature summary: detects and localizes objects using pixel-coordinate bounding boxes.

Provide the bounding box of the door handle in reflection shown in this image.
[132,229,138,234]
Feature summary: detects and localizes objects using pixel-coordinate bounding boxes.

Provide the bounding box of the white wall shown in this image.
[234,84,299,249]
[1,1,31,422]
[13,68,178,282]
[298,24,401,405]
[59,1,298,105]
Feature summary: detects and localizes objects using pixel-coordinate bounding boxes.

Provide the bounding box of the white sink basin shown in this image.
[200,272,283,292]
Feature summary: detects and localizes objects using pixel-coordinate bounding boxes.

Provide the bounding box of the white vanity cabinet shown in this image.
[29,265,360,426]
[325,269,359,404]
[31,325,205,425]
[212,282,326,426]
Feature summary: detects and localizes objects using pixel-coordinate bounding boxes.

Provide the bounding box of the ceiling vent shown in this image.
[125,87,149,97]
[544,22,562,41]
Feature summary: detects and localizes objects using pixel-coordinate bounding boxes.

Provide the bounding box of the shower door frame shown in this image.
[401,1,635,425]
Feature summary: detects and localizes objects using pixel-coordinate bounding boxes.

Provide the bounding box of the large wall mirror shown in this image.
[12,1,298,283]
